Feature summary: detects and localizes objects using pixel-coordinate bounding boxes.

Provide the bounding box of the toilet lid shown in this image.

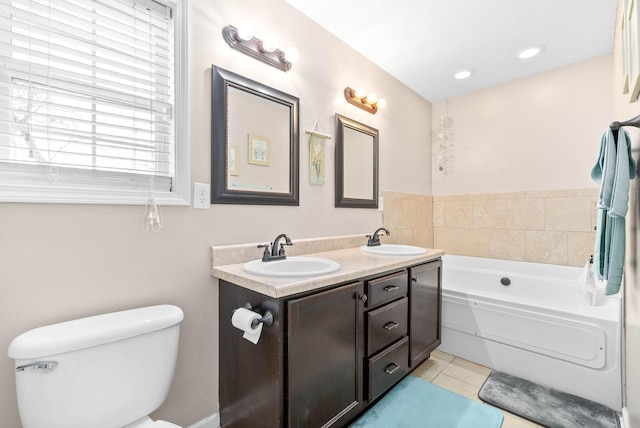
[130,420,182,428]
[151,422,182,428]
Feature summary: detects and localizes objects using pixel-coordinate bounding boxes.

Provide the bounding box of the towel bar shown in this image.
[610,113,640,130]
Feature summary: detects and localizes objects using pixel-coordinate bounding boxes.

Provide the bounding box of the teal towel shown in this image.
[591,129,637,295]
[610,131,637,216]
[591,130,618,208]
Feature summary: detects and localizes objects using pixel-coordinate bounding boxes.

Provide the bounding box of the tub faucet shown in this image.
[258,233,293,262]
[366,227,390,247]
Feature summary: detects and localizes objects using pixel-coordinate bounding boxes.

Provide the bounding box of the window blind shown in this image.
[0,0,175,197]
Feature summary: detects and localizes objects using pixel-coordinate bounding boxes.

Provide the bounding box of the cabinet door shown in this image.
[287,281,365,428]
[409,260,442,368]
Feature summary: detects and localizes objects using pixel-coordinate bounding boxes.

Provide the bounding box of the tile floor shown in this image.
[411,349,544,428]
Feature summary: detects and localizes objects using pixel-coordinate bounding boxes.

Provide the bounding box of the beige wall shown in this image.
[613,0,640,425]
[428,55,613,269]
[432,54,613,195]
[0,0,432,426]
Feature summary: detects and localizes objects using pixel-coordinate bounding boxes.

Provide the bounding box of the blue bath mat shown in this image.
[350,375,504,428]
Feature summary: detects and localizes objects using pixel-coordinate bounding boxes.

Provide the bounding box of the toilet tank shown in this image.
[8,305,184,428]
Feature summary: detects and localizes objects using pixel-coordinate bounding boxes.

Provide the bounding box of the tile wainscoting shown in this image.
[384,188,598,267]
[383,191,434,249]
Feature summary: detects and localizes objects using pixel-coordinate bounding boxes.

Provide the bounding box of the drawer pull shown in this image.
[384,363,400,374]
[383,321,399,330]
[383,285,399,292]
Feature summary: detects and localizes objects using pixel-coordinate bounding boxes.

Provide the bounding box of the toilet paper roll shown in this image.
[231,307,263,344]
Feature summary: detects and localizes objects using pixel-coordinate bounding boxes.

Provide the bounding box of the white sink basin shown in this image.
[360,244,428,256]
[243,256,341,278]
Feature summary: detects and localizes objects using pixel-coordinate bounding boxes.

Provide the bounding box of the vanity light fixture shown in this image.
[344,87,387,114]
[222,24,299,72]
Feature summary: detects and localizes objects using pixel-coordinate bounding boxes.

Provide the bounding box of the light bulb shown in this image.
[236,23,253,41]
[261,35,278,53]
[366,93,378,104]
[353,87,366,99]
[518,46,544,59]
[376,98,387,109]
[284,47,299,63]
[454,69,474,80]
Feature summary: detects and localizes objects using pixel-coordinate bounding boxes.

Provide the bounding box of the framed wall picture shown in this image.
[622,1,630,95]
[228,144,239,176]
[627,0,640,102]
[309,133,326,185]
[248,134,270,166]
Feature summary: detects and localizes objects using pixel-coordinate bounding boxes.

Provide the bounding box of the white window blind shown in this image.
[0,0,187,204]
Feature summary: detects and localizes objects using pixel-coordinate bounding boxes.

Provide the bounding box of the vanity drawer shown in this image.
[367,271,408,308]
[367,336,409,401]
[367,297,408,355]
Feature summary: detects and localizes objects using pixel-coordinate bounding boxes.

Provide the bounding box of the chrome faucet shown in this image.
[366,227,390,247]
[257,233,293,262]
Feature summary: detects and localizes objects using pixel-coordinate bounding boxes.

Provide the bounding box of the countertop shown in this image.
[212,246,445,298]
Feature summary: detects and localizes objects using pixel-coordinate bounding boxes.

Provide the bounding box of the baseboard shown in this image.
[621,407,630,428]
[188,413,220,428]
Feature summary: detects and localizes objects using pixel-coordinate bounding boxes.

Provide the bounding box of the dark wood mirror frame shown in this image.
[211,66,299,205]
[335,114,379,208]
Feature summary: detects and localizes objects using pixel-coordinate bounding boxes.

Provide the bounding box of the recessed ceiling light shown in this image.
[454,69,474,80]
[518,46,544,59]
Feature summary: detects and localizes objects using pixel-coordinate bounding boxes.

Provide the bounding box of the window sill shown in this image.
[0,185,190,206]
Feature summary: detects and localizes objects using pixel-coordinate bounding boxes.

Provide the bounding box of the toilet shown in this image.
[8,304,184,428]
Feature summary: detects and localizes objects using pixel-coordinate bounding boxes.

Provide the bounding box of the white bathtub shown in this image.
[439,255,622,411]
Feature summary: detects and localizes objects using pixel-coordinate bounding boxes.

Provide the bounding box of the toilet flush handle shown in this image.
[15,361,57,372]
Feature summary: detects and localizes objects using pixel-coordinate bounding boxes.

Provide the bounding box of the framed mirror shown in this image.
[335,114,379,208]
[211,66,299,205]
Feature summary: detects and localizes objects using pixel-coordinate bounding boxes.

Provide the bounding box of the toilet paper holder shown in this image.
[235,303,274,328]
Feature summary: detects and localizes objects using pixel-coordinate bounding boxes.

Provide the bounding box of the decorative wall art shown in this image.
[248,134,270,166]
[309,133,326,185]
[623,0,640,102]
[306,120,330,185]
[228,145,239,176]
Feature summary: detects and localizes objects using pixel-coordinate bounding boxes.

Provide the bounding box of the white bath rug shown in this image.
[478,370,620,428]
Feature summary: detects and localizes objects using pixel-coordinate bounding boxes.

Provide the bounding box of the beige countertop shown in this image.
[212,246,445,298]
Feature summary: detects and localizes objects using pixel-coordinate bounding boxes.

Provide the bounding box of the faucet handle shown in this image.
[278,238,294,256]
[366,234,380,247]
[258,243,271,261]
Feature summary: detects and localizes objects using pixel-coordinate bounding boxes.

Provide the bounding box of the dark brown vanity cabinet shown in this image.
[364,271,410,401]
[219,280,366,428]
[288,281,366,427]
[409,259,443,367]
[218,258,442,428]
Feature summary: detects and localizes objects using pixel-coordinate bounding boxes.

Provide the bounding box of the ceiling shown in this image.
[285,0,618,102]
